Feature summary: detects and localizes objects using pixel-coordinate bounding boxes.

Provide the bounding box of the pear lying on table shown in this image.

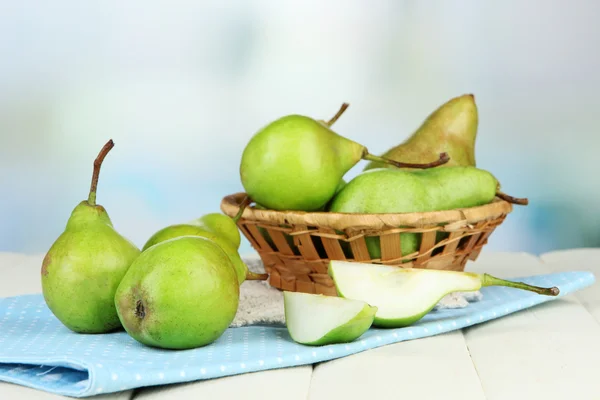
[328,261,559,328]
[115,236,240,350]
[142,224,267,284]
[188,212,241,249]
[283,291,377,345]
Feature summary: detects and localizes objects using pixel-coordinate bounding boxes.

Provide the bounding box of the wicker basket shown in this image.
[220,192,513,296]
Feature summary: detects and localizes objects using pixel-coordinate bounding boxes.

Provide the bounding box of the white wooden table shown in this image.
[1,248,599,400]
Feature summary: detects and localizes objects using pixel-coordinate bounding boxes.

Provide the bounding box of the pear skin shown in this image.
[364,94,478,171]
[41,140,141,334]
[189,212,241,249]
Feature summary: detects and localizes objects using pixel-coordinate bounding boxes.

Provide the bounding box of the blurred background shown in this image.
[1,1,598,257]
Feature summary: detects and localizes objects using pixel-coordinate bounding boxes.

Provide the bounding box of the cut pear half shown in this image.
[283,291,377,346]
[328,260,559,328]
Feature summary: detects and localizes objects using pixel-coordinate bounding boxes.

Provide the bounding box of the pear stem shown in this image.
[363,151,451,169]
[496,190,529,206]
[88,139,115,206]
[233,195,251,223]
[246,270,269,281]
[326,103,350,127]
[480,273,559,296]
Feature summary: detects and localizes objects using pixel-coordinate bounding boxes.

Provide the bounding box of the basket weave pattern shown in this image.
[221,193,513,296]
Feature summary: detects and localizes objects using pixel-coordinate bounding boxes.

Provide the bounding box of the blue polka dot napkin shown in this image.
[0,270,595,398]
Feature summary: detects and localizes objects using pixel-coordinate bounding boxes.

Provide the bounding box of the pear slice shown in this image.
[283,291,377,346]
[328,261,559,328]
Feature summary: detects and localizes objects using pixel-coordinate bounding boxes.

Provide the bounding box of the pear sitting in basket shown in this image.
[282,261,560,345]
[239,103,450,212]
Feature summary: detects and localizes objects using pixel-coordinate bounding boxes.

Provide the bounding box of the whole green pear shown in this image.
[189,212,241,249]
[114,236,240,350]
[364,94,478,171]
[240,104,449,211]
[142,224,267,283]
[41,140,141,334]
[329,166,498,258]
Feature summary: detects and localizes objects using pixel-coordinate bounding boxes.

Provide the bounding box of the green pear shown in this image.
[240,104,449,211]
[189,212,241,249]
[143,224,268,283]
[115,236,240,349]
[329,261,559,328]
[283,291,377,345]
[364,94,478,171]
[41,140,141,334]
[329,166,499,258]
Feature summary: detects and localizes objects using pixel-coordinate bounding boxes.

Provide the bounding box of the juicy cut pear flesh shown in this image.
[142,224,267,284]
[114,236,240,349]
[364,94,478,171]
[240,103,449,211]
[283,291,377,345]
[328,261,560,328]
[188,212,241,249]
[328,166,499,258]
[41,140,141,333]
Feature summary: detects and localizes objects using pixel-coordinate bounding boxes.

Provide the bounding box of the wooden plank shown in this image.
[539,248,600,323]
[135,366,312,400]
[463,251,600,400]
[308,331,486,400]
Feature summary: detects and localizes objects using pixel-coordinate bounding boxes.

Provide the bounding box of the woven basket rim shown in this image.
[220,192,513,231]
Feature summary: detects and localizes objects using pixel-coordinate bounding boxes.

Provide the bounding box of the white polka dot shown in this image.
[277,357,283,363]
[361,340,367,346]
[452,321,457,327]
[492,312,497,317]
[96,364,103,368]
[345,345,350,350]
[295,355,301,361]
[466,319,471,323]
[424,328,429,333]
[135,374,141,381]
[392,332,398,338]
[220,365,226,372]
[240,363,246,369]
[479,315,484,320]
[96,388,103,393]
[200,368,206,374]
[376,336,382,341]
[180,371,186,377]
[158,373,164,379]
[111,374,118,381]
[408,330,413,336]
[311,351,317,357]
[437,324,443,330]
[505,308,509,312]
[258,360,264,366]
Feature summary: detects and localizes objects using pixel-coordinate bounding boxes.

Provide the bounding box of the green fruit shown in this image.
[143,224,267,284]
[328,260,559,328]
[329,166,498,257]
[283,291,377,345]
[41,140,141,334]
[240,104,448,211]
[189,212,241,249]
[114,236,240,349]
[364,94,478,171]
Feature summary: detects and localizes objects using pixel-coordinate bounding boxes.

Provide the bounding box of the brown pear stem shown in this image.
[326,103,350,126]
[246,271,269,281]
[233,195,251,223]
[88,139,115,206]
[496,190,529,205]
[363,151,451,169]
